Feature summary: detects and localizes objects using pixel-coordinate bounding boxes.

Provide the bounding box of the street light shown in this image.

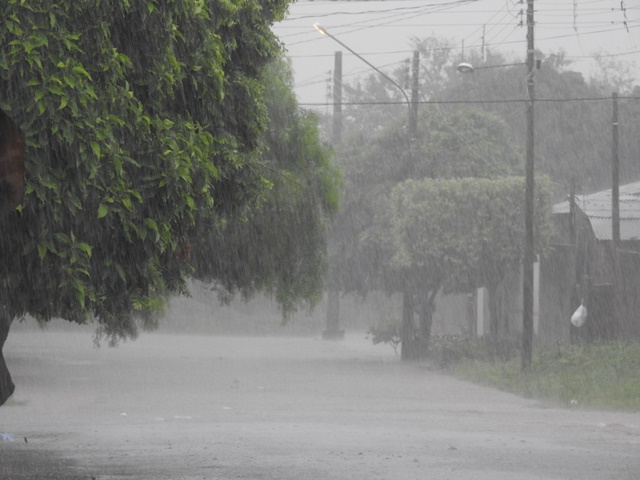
[313,23,416,136]
[313,24,409,105]
[456,62,526,74]
[456,57,536,370]
[456,62,475,74]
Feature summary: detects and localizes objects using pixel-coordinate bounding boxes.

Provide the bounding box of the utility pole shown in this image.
[612,92,620,248]
[332,51,343,146]
[569,177,576,246]
[612,91,621,339]
[324,51,344,341]
[522,0,535,370]
[409,51,419,138]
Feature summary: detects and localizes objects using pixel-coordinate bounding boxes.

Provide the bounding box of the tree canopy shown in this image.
[330,105,523,295]
[0,0,338,341]
[190,55,341,317]
[323,40,573,356]
[441,49,640,196]
[387,176,551,338]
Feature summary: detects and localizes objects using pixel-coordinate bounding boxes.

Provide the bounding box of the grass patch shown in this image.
[3,397,28,407]
[443,341,640,411]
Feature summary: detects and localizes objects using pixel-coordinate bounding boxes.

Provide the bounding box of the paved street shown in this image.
[1,330,639,479]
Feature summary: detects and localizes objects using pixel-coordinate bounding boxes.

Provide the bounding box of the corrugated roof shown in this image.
[553,181,640,241]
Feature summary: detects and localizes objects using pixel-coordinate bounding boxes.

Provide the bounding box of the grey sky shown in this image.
[272,0,639,106]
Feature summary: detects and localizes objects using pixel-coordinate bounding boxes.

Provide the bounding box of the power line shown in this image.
[298,96,640,107]
[282,0,479,21]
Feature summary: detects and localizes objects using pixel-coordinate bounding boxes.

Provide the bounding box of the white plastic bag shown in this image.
[571,302,587,327]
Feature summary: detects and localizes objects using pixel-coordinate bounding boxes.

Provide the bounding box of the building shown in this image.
[544,181,640,344]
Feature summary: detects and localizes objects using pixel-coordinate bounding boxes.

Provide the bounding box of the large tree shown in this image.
[190,54,340,316]
[0,1,338,405]
[329,103,523,359]
[388,177,551,341]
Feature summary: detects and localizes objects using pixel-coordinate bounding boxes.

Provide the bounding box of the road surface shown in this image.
[1,330,639,479]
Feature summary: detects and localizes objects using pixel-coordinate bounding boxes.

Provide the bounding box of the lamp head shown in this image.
[456,62,475,74]
[313,23,328,35]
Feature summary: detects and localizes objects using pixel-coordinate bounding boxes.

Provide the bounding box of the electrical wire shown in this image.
[298,96,640,107]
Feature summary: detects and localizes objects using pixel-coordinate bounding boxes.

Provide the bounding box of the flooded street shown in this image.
[1,330,639,479]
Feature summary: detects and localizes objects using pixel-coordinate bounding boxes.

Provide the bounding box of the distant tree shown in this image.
[330,105,523,360]
[441,48,640,195]
[339,36,455,139]
[590,52,636,95]
[409,36,455,99]
[387,177,551,340]
[0,1,339,406]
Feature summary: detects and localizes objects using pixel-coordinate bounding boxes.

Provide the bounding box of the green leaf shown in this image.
[38,244,47,260]
[90,141,101,158]
[55,233,70,244]
[97,204,108,219]
[77,242,92,258]
[47,84,63,95]
[74,279,86,309]
[72,64,92,80]
[144,218,158,231]
[115,263,126,282]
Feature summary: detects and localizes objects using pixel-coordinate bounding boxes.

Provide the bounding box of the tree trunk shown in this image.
[322,288,344,340]
[401,291,418,361]
[417,292,436,359]
[0,309,14,407]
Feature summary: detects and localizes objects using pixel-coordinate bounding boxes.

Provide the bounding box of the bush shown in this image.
[367,321,401,356]
[429,334,521,367]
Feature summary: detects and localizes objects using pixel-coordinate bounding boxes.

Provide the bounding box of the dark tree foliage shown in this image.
[191,56,340,317]
[0,108,25,216]
[0,1,337,340]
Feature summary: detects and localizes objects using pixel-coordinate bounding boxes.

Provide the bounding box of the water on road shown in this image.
[1,330,639,479]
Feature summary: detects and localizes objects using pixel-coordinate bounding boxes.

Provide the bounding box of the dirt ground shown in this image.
[1,330,639,480]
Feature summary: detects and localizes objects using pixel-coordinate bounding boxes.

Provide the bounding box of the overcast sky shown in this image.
[272,0,639,107]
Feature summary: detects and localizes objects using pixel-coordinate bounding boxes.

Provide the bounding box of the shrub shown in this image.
[367,320,401,356]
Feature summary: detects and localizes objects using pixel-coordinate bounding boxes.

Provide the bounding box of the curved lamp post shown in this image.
[313,23,415,135]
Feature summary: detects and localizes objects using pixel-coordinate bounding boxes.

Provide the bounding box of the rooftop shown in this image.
[553,181,640,241]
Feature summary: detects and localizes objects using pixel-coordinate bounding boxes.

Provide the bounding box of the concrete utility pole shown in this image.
[332,51,343,146]
[409,51,419,138]
[521,0,535,370]
[612,92,620,248]
[323,51,345,341]
[612,91,621,338]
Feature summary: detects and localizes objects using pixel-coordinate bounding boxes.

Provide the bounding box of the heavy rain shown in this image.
[1,1,640,479]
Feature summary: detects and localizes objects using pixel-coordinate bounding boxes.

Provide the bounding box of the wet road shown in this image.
[1,330,639,479]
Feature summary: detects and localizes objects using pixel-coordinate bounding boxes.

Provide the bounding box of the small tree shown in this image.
[367,320,401,356]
